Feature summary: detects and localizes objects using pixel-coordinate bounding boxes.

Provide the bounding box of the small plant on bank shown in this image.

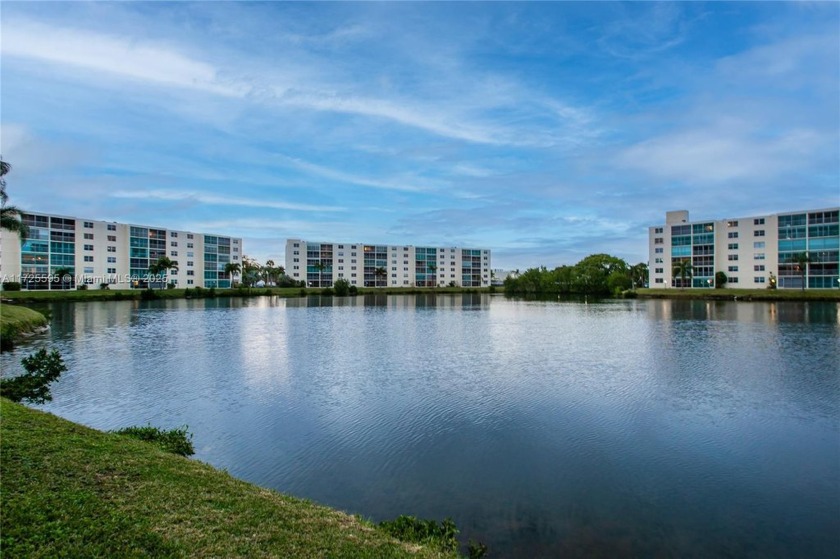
[333,278,350,296]
[379,515,459,553]
[111,424,195,457]
[0,348,67,404]
[2,281,21,291]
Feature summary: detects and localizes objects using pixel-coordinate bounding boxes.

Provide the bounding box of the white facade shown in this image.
[285,239,491,288]
[649,208,839,289]
[0,212,243,290]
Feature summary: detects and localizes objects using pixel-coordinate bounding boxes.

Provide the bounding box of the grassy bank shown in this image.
[636,288,840,302]
[1,286,492,303]
[0,304,48,349]
[0,399,458,559]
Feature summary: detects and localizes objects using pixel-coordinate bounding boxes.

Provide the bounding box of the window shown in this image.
[187,261,194,267]
[728,243,739,250]
[728,266,739,272]
[730,277,739,284]
[171,242,178,247]
[654,227,663,234]
[84,267,94,273]
[187,234,194,240]
[170,251,178,257]
[754,265,765,271]
[84,244,94,251]
[655,258,663,263]
[187,252,194,258]
[187,270,194,276]
[655,248,663,254]
[187,243,194,249]
[754,218,765,225]
[107,257,116,263]
[107,224,116,231]
[754,276,766,283]
[107,268,116,274]
[754,253,765,260]
[171,232,178,237]
[187,280,194,285]
[655,268,663,274]
[84,233,94,240]
[728,232,739,239]
[654,237,663,244]
[84,256,94,262]
[728,254,738,261]
[107,246,116,253]
[107,235,116,242]
[754,230,765,237]
[84,222,94,228]
[727,220,739,227]
[655,278,664,284]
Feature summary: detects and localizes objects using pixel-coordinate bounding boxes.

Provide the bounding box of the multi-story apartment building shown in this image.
[0,212,243,290]
[648,208,839,289]
[285,239,491,288]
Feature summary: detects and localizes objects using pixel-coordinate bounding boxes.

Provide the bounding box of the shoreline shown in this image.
[634,288,840,302]
[0,304,49,351]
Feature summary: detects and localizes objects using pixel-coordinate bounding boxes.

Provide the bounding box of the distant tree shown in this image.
[792,252,815,291]
[715,271,728,289]
[151,256,178,290]
[629,263,649,289]
[333,278,350,296]
[224,262,241,286]
[53,267,72,290]
[374,266,387,287]
[314,261,327,288]
[0,159,28,240]
[673,260,693,289]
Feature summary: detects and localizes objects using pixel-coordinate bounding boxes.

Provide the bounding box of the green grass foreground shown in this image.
[636,288,840,301]
[0,304,48,344]
[0,399,459,559]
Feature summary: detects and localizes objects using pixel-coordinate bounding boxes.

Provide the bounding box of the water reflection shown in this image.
[0,297,837,558]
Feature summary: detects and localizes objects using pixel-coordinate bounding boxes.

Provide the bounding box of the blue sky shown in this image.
[2,2,838,269]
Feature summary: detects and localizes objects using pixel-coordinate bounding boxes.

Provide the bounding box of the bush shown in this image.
[321,287,335,296]
[99,283,110,290]
[207,287,217,298]
[2,281,21,291]
[141,289,159,300]
[378,516,459,553]
[348,285,358,296]
[0,349,67,404]
[112,425,195,457]
[333,278,350,296]
[77,284,88,291]
[167,282,176,290]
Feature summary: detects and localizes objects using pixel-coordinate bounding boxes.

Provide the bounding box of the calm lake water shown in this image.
[2,295,838,557]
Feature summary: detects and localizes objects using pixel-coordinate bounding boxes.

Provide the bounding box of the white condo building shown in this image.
[285,239,491,288]
[648,208,839,289]
[0,212,243,290]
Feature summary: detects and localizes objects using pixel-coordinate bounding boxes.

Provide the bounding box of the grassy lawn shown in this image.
[0,399,459,559]
[0,304,48,346]
[636,288,840,301]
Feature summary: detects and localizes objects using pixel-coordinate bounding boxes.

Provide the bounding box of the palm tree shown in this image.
[314,261,326,288]
[151,256,178,290]
[792,252,815,291]
[224,262,241,287]
[427,263,437,287]
[264,259,275,286]
[374,266,387,287]
[0,159,28,240]
[672,259,693,289]
[53,267,72,290]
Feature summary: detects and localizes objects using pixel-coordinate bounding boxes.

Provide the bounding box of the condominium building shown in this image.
[285,239,491,288]
[0,212,243,290]
[648,208,839,289]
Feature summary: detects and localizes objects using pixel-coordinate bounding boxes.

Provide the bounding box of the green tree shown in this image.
[792,252,816,291]
[573,254,628,295]
[224,262,241,286]
[374,266,387,287]
[151,256,178,290]
[314,261,327,288]
[333,278,350,296]
[427,263,437,287]
[0,159,28,240]
[715,271,728,289]
[53,267,72,290]
[629,263,649,289]
[672,259,693,289]
[0,349,67,404]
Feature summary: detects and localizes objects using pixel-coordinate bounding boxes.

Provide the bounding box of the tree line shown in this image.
[504,254,648,297]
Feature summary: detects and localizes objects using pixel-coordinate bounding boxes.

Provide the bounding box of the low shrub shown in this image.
[99,283,110,290]
[111,425,195,457]
[2,281,21,291]
[140,289,159,301]
[321,287,335,296]
[333,278,350,296]
[378,516,459,553]
[207,287,217,298]
[77,284,88,291]
[348,285,359,296]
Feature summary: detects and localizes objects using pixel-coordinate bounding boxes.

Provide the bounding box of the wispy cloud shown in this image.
[111,190,344,213]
